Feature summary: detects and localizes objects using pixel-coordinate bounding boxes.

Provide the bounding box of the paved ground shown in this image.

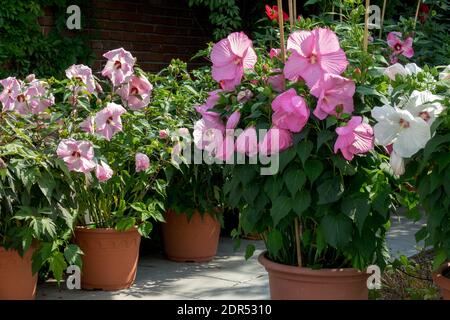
[37,214,427,300]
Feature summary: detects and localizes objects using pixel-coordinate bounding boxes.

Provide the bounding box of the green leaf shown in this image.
[316,131,335,151]
[415,226,428,243]
[38,172,56,203]
[433,249,448,270]
[64,244,83,267]
[341,196,370,233]
[267,229,283,257]
[138,221,153,237]
[264,176,284,201]
[304,159,323,183]
[245,244,256,260]
[317,177,344,205]
[321,214,352,248]
[49,251,68,282]
[284,168,306,196]
[296,140,313,165]
[304,0,320,6]
[115,217,136,231]
[270,195,291,227]
[278,147,297,173]
[291,191,311,216]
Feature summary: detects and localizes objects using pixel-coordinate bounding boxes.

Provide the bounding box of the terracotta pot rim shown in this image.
[433,262,450,286]
[75,226,139,234]
[258,251,366,277]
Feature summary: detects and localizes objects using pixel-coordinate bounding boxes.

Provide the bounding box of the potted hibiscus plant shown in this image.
[193,11,401,299]
[53,48,169,290]
[0,76,82,299]
[149,60,224,262]
[374,63,449,299]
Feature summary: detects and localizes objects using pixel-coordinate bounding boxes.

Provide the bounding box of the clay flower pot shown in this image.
[0,247,37,300]
[259,252,369,300]
[162,210,220,262]
[433,262,450,300]
[74,227,141,291]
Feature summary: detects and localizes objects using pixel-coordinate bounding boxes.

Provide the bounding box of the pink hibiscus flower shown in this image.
[193,118,225,156]
[267,69,285,92]
[236,126,258,157]
[284,28,349,88]
[387,32,414,59]
[334,116,374,161]
[95,102,127,141]
[195,90,224,127]
[269,48,281,59]
[80,116,95,134]
[65,64,96,94]
[95,161,113,182]
[135,153,150,172]
[117,75,153,110]
[259,127,293,156]
[0,77,22,111]
[271,88,310,133]
[16,80,54,115]
[211,32,257,91]
[310,74,355,120]
[101,48,136,86]
[56,139,96,173]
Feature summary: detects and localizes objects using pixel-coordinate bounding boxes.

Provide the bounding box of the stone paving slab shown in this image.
[37,238,269,300]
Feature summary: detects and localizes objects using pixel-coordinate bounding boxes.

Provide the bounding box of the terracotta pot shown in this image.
[0,247,37,300]
[162,210,220,262]
[259,252,369,300]
[433,262,450,300]
[74,227,141,291]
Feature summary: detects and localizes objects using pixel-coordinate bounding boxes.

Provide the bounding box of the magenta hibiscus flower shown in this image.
[284,28,348,88]
[211,32,257,91]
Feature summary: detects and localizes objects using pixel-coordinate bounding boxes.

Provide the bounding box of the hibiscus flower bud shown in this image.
[159,129,169,139]
[25,74,36,82]
[0,158,7,169]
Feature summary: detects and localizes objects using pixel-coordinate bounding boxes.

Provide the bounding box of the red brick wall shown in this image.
[40,0,212,72]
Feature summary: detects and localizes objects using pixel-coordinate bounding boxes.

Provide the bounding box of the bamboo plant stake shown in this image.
[363,0,370,52]
[293,0,297,20]
[340,1,343,22]
[379,0,387,38]
[288,0,294,28]
[414,0,421,29]
[277,0,286,62]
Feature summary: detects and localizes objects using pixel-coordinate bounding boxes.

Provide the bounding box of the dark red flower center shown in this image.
[17,94,25,103]
[130,87,139,95]
[394,43,402,52]
[419,111,430,122]
[114,60,122,69]
[107,116,114,124]
[71,151,81,158]
[399,118,410,128]
[309,54,318,64]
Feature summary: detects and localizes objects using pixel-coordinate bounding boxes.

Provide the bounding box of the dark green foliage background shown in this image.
[0,0,92,79]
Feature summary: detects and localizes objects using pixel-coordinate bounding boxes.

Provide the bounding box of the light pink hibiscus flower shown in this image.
[259,127,293,156]
[193,118,225,156]
[387,32,414,59]
[95,161,113,182]
[0,77,22,111]
[334,116,374,161]
[117,75,153,110]
[211,32,257,91]
[310,74,355,120]
[272,88,310,133]
[14,81,54,115]
[215,111,241,161]
[236,126,258,157]
[284,28,348,88]
[95,102,127,141]
[65,64,96,94]
[101,48,136,86]
[195,90,224,127]
[80,116,95,134]
[57,139,96,173]
[135,153,150,172]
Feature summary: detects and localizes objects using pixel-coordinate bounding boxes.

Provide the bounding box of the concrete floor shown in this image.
[37,215,427,300]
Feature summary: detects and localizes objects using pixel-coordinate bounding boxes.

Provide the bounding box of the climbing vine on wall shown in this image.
[0,0,92,78]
